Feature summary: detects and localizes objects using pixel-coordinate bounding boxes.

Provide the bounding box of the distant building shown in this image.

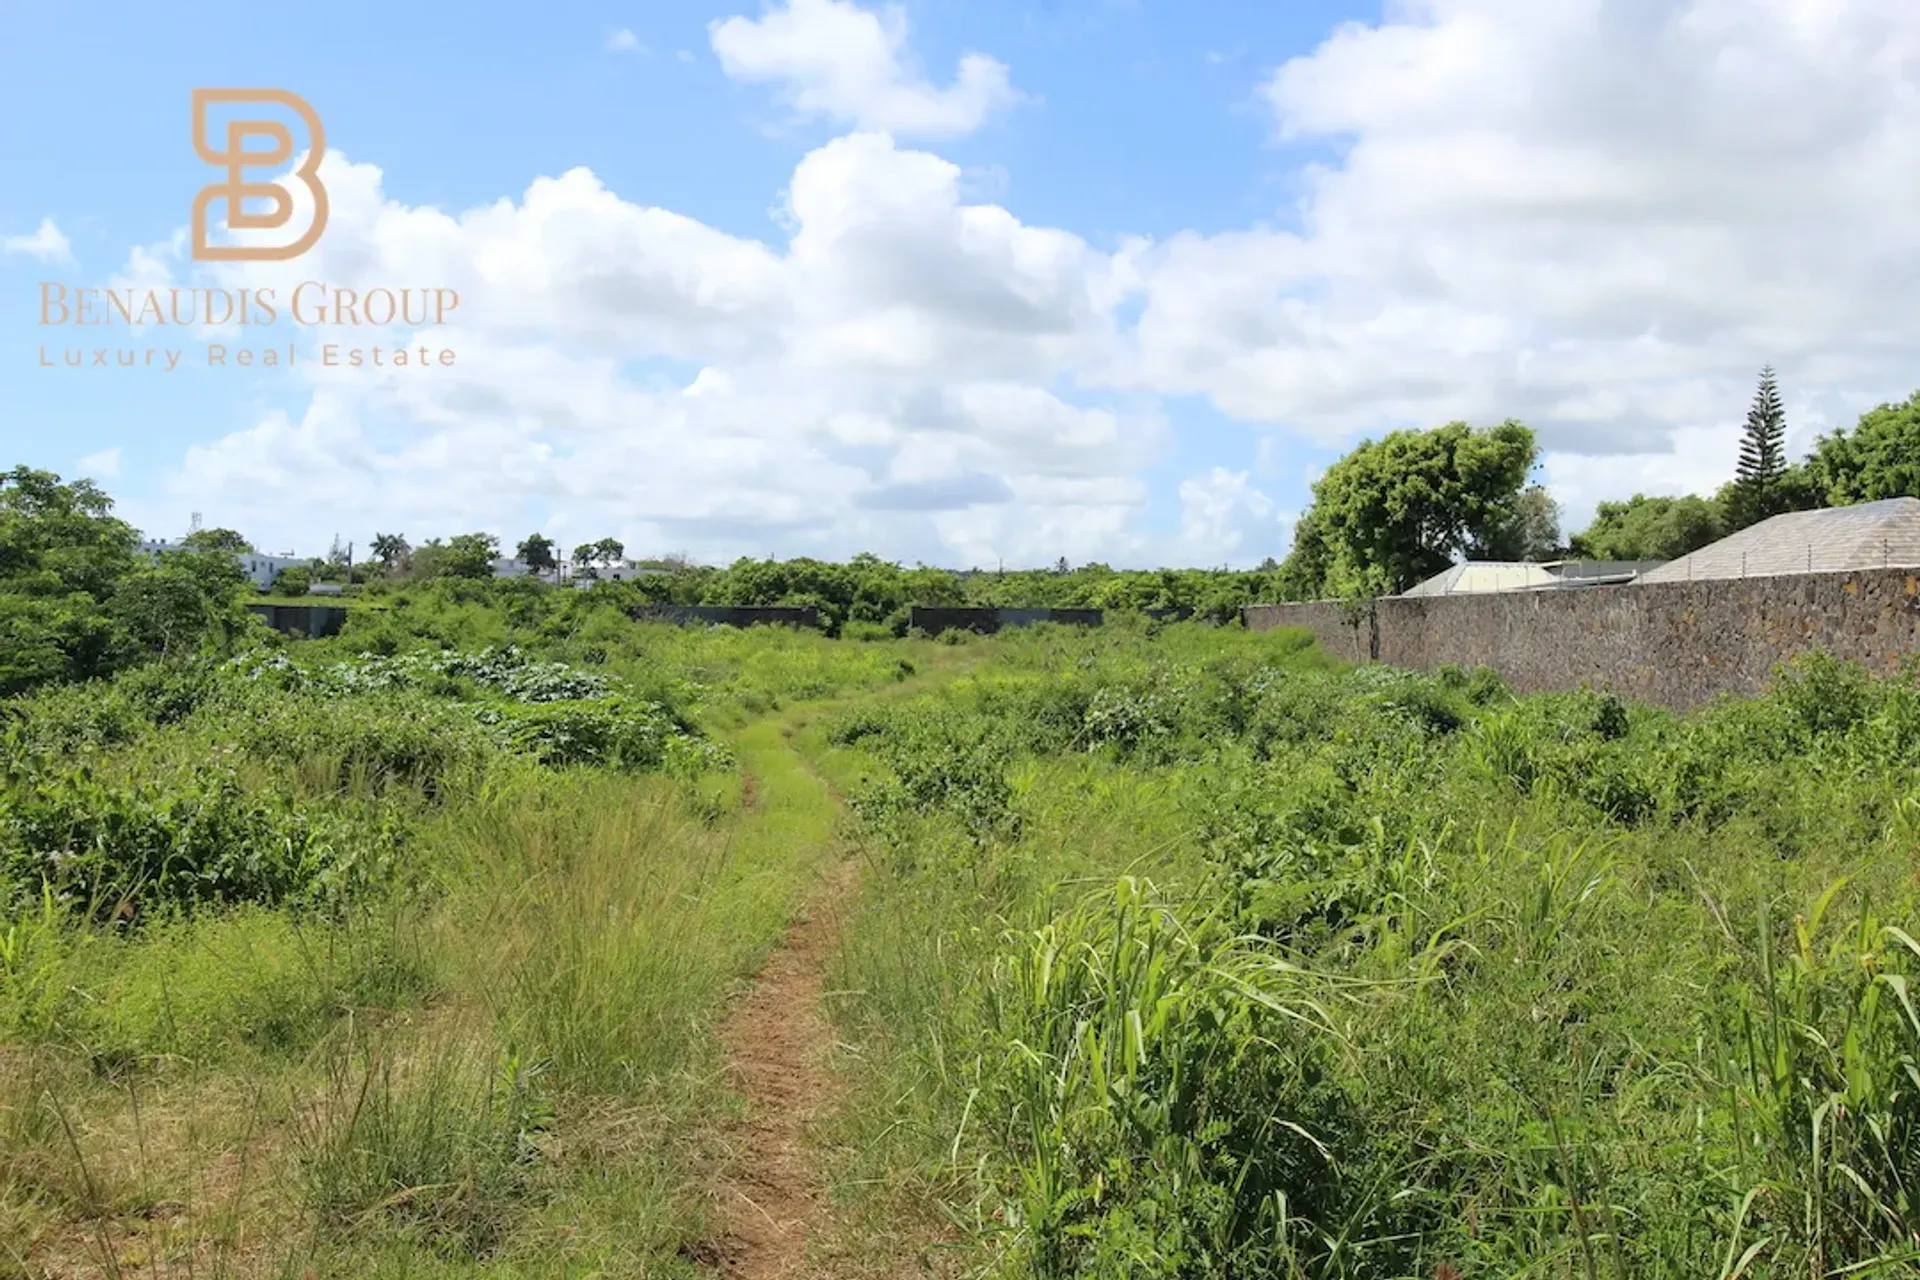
[138,537,311,591]
[1399,560,1663,597]
[492,557,563,583]
[238,553,314,590]
[1636,498,1920,584]
[567,559,674,587]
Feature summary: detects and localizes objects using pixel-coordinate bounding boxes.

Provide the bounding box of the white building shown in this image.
[138,537,312,591]
[492,557,564,583]
[566,559,675,587]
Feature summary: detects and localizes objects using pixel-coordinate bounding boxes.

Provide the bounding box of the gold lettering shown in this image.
[39,283,68,325]
[292,281,326,325]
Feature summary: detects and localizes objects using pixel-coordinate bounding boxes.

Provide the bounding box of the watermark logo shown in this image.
[190,88,328,262]
[30,88,461,373]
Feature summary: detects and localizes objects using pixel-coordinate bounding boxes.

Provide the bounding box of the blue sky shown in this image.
[4,0,1916,567]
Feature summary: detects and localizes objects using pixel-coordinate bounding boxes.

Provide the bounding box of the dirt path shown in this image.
[709,849,859,1280]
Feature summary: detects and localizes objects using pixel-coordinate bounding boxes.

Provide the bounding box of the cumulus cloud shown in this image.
[1109,0,1920,518]
[606,28,646,54]
[1176,468,1289,565]
[147,133,1155,567]
[121,0,1920,562]
[4,217,72,263]
[710,0,1025,137]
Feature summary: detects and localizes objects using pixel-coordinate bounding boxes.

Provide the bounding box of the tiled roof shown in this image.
[1637,498,1920,584]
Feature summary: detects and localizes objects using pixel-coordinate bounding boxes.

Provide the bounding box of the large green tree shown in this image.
[1280,420,1539,597]
[114,548,253,657]
[1568,493,1728,562]
[1803,390,1920,505]
[0,467,139,692]
[516,533,558,573]
[0,468,255,693]
[439,533,501,580]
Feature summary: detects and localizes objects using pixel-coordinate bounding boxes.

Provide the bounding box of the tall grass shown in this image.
[0,626,881,1274]
[818,636,1920,1278]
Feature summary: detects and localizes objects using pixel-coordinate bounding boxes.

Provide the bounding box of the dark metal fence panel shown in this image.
[626,605,821,629]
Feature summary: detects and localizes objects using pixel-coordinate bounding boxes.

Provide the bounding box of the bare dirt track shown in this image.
[708,854,859,1280]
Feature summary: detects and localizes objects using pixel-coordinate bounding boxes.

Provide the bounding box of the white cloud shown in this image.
[121,0,1920,565]
[710,0,1025,138]
[606,28,647,54]
[1176,468,1289,566]
[145,135,1158,568]
[79,447,122,479]
[1108,0,1920,506]
[3,217,72,263]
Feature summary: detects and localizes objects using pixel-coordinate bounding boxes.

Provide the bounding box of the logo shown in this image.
[190,89,328,262]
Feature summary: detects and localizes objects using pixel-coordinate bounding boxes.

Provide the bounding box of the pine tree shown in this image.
[1731,365,1788,528]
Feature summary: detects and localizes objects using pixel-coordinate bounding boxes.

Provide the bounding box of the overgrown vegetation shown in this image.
[822,626,1920,1279]
[6,472,1920,1277]
[0,574,953,1276]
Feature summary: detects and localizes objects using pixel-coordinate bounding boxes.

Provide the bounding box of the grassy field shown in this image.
[1,610,1916,1278]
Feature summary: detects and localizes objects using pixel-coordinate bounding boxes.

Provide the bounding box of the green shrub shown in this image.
[0,766,406,916]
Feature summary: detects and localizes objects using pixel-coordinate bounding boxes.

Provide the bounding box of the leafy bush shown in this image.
[0,766,406,916]
[475,696,698,772]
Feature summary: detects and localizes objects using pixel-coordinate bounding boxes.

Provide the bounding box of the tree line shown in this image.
[6,371,1916,693]
[1275,371,1920,597]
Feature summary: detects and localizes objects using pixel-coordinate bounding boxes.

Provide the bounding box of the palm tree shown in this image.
[370,532,409,571]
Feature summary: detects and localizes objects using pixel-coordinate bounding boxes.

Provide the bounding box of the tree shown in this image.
[182,526,252,553]
[370,532,410,574]
[1482,483,1563,561]
[516,533,558,573]
[1803,389,1920,506]
[114,549,252,657]
[1568,493,1726,561]
[1283,420,1539,597]
[439,533,501,580]
[1727,366,1790,529]
[0,467,139,692]
[0,469,252,692]
[571,538,626,579]
[272,565,312,597]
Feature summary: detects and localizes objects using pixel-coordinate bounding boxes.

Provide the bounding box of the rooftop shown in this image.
[1401,561,1560,596]
[1636,498,1920,584]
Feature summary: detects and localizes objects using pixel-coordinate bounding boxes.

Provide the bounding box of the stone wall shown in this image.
[1244,568,1920,710]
